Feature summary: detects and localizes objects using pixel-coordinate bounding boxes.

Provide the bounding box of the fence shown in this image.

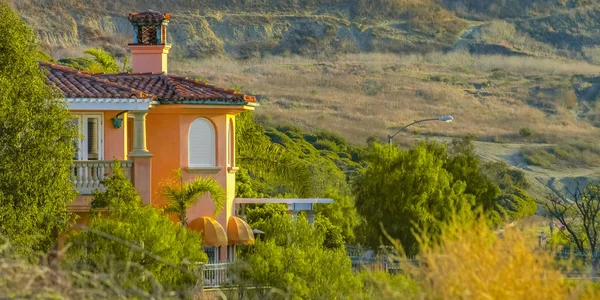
[201,263,232,288]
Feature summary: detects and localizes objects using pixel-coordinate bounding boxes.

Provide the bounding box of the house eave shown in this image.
[66,98,153,110]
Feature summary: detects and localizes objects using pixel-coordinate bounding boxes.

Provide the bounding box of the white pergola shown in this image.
[234,198,334,224]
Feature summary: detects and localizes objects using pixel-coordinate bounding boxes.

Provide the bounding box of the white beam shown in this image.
[234,198,334,204]
[66,98,153,111]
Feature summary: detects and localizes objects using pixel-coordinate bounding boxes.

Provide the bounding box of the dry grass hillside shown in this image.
[172,53,600,144]
[171,52,600,196]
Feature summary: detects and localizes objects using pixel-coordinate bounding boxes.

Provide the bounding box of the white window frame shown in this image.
[71,113,104,161]
[188,118,216,167]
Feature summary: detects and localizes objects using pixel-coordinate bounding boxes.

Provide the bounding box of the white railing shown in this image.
[202,263,232,288]
[71,160,133,195]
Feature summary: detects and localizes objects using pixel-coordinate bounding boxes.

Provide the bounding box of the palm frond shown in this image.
[84,48,119,73]
[183,177,225,216]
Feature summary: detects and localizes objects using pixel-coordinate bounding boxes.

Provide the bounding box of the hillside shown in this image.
[8,0,600,196]
[7,0,600,60]
[168,53,600,197]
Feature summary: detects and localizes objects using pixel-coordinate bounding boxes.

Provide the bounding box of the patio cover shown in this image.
[227,216,255,245]
[188,217,228,247]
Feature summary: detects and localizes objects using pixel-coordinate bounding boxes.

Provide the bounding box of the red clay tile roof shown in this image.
[40,62,256,104]
[129,11,171,23]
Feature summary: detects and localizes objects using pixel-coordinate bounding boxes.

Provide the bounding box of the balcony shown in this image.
[201,263,232,288]
[71,160,133,195]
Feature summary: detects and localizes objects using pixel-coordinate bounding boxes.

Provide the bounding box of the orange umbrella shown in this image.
[227,216,255,245]
[188,217,228,247]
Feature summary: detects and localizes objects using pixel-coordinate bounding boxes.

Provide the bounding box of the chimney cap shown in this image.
[128,10,171,23]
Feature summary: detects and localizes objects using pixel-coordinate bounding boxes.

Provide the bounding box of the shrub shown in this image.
[519,127,533,138]
[64,164,207,294]
[313,139,340,152]
[411,213,584,299]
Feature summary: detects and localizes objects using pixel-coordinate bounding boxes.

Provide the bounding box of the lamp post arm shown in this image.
[388,118,440,144]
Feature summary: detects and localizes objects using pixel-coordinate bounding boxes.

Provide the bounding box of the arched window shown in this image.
[228,119,234,167]
[188,118,215,167]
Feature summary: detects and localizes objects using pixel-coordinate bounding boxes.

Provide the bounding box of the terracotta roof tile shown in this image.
[40,62,257,104]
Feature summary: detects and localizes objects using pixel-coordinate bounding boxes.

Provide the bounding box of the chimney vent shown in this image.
[128,10,172,73]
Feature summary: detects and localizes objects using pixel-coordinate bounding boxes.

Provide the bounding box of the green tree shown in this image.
[235,112,312,197]
[482,160,537,221]
[315,188,360,244]
[0,3,78,257]
[444,136,502,213]
[354,142,472,255]
[239,213,361,299]
[65,165,207,294]
[162,169,225,227]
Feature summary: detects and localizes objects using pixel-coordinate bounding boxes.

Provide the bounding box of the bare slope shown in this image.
[6,0,467,59]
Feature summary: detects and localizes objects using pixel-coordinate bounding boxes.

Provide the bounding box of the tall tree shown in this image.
[546,184,600,270]
[162,169,225,227]
[0,3,78,257]
[354,142,472,255]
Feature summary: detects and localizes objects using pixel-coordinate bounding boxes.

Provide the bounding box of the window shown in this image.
[227,119,234,167]
[204,246,219,264]
[71,114,103,160]
[188,118,215,167]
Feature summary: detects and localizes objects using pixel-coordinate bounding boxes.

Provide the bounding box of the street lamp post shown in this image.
[387,116,453,145]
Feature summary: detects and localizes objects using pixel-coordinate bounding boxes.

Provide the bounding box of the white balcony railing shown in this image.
[202,263,232,288]
[71,160,133,195]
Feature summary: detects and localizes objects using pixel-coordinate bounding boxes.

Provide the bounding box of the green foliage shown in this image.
[65,165,207,294]
[0,3,78,258]
[83,48,119,73]
[162,169,225,227]
[354,142,472,255]
[314,214,345,249]
[90,161,141,215]
[57,57,95,70]
[522,142,600,169]
[235,112,312,197]
[240,213,361,299]
[496,187,538,219]
[245,203,288,227]
[519,127,534,138]
[235,112,363,198]
[315,188,360,244]
[481,160,537,220]
[359,271,420,299]
[445,136,502,214]
[58,48,125,73]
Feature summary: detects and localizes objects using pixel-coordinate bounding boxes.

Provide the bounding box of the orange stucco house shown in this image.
[42,11,258,262]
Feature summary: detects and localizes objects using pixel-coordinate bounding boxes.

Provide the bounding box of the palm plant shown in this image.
[84,48,119,73]
[163,169,225,227]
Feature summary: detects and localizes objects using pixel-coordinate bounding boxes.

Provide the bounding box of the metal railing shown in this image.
[202,263,232,288]
[71,160,133,195]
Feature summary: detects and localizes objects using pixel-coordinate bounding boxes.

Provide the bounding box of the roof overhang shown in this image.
[66,98,153,110]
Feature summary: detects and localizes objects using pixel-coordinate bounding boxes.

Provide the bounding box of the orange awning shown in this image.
[188,217,228,247]
[227,216,255,245]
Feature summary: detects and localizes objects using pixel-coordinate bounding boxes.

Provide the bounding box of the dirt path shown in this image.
[451,22,484,51]
[472,141,599,199]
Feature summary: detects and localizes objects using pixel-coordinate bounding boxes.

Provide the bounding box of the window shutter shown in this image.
[87,118,99,160]
[189,118,215,166]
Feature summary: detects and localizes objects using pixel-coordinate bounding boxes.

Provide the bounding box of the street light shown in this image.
[387,116,453,145]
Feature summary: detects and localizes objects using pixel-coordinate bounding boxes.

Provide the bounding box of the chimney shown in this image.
[128,10,171,73]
